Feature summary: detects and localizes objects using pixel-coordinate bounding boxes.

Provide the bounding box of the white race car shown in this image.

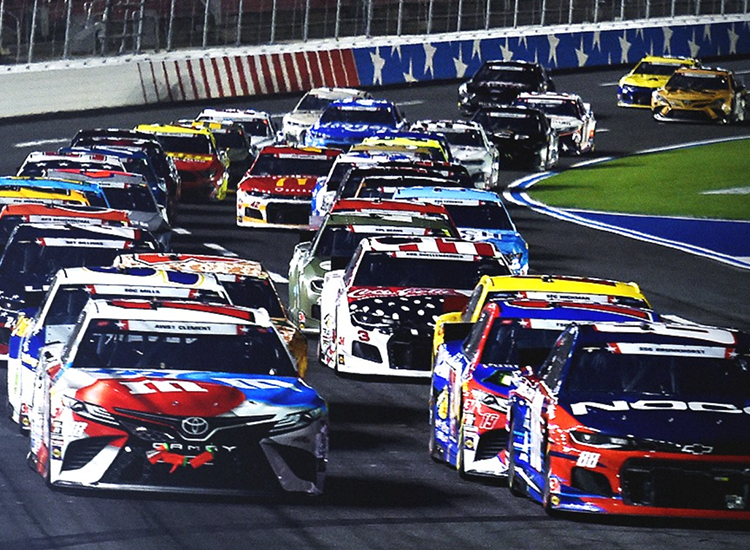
[318,236,510,378]
[515,92,596,155]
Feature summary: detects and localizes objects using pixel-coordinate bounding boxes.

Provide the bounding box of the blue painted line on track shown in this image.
[504,172,750,271]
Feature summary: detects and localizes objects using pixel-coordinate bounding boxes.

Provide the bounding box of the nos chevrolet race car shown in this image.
[430,298,657,480]
[318,236,510,378]
[28,299,328,495]
[506,321,750,519]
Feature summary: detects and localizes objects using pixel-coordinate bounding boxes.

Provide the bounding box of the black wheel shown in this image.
[428,387,442,463]
[506,429,527,498]
[457,420,472,480]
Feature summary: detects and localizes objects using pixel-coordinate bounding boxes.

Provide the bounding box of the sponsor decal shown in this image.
[576,451,600,468]
[348,287,454,300]
[121,380,209,395]
[571,400,750,415]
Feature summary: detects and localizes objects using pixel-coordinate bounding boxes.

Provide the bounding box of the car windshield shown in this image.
[478,322,561,369]
[44,284,225,325]
[474,66,540,86]
[157,134,212,155]
[353,251,507,288]
[102,186,157,212]
[71,322,297,376]
[665,73,729,92]
[474,111,543,135]
[633,61,683,76]
[297,94,335,111]
[441,130,484,147]
[220,278,285,318]
[319,106,396,126]
[564,346,750,400]
[520,100,580,118]
[213,131,247,150]
[315,225,450,259]
[250,154,333,177]
[240,119,272,137]
[443,201,514,230]
[119,158,158,184]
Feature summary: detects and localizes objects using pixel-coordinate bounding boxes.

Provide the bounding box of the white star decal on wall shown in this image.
[663,27,673,55]
[472,39,482,61]
[501,39,514,61]
[403,59,417,83]
[688,30,700,59]
[423,43,437,78]
[575,37,588,67]
[592,31,601,51]
[370,49,386,86]
[548,34,560,66]
[728,25,740,55]
[453,48,469,79]
[519,34,528,49]
[392,44,402,61]
[703,25,712,43]
[619,32,631,63]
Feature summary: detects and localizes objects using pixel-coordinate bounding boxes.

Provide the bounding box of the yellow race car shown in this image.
[432,274,651,355]
[651,66,749,124]
[617,55,700,108]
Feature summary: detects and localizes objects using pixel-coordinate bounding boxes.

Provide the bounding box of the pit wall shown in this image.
[1,15,749,119]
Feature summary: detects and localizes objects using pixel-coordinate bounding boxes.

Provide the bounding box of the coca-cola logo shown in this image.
[347,287,456,301]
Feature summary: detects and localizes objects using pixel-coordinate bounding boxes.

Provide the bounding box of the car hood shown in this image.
[621,74,671,89]
[562,394,750,454]
[239,175,318,196]
[168,153,217,168]
[60,369,325,417]
[286,111,320,127]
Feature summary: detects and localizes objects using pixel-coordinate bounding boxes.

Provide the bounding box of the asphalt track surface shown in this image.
[0,61,749,550]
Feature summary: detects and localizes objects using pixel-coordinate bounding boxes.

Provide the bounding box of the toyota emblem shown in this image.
[181,417,210,437]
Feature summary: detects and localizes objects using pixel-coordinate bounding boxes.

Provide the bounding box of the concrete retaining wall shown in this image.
[1,15,748,119]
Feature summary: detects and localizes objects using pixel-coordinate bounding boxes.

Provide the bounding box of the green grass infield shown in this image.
[527,137,750,221]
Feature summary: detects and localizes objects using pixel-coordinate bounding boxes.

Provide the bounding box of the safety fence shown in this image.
[0,1,748,64]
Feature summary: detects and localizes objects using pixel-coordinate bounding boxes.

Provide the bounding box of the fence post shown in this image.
[271,0,277,43]
[202,0,210,48]
[63,0,73,58]
[513,0,519,28]
[541,0,546,25]
[398,0,403,35]
[136,0,145,53]
[167,0,176,50]
[28,0,39,63]
[304,0,311,41]
[486,0,493,30]
[457,0,463,31]
[568,0,573,24]
[366,0,373,37]
[427,0,434,34]
[236,0,243,46]
[335,0,341,38]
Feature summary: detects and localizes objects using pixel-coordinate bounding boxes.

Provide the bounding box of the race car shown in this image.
[506,321,750,519]
[318,236,510,377]
[617,55,701,108]
[5,172,109,208]
[651,66,749,124]
[472,106,559,171]
[514,92,596,155]
[360,130,453,163]
[112,253,308,376]
[432,274,651,354]
[458,60,555,115]
[409,119,500,188]
[236,146,341,228]
[282,87,372,145]
[303,98,407,150]
[177,119,253,186]
[288,199,459,334]
[196,108,277,156]
[27,299,328,495]
[135,123,229,201]
[430,298,658,480]
[6,265,230,432]
[70,128,182,224]
[390,187,529,275]
[0,183,90,210]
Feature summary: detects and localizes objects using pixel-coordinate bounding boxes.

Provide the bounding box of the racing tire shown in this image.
[428,387,442,463]
[457,420,472,480]
[506,416,527,497]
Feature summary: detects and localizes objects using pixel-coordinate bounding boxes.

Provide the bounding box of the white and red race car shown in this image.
[318,236,510,378]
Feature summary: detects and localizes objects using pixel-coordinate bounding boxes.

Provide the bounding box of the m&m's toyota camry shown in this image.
[28,299,328,495]
[506,321,750,519]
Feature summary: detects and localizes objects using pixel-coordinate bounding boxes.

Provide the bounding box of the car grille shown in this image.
[621,458,750,510]
[387,331,432,371]
[474,429,508,462]
[61,437,118,472]
[265,203,310,225]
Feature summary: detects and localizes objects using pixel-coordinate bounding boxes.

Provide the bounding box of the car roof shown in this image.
[45,169,148,188]
[574,321,743,349]
[410,119,484,133]
[359,235,499,257]
[135,123,212,137]
[479,274,648,303]
[0,203,128,222]
[305,87,370,100]
[391,186,504,204]
[326,98,396,110]
[51,265,228,293]
[113,253,269,279]
[256,145,341,159]
[484,299,658,325]
[331,198,451,216]
[635,55,700,66]
[8,221,146,241]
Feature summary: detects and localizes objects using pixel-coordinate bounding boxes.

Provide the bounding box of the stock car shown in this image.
[6,266,230,431]
[196,108,277,155]
[409,119,500,188]
[303,98,407,150]
[617,55,701,108]
[0,184,90,210]
[281,87,372,145]
[236,146,341,228]
[179,119,253,186]
[432,274,651,354]
[458,60,555,115]
[288,199,460,334]
[112,253,309,376]
[472,106,559,171]
[390,187,529,275]
[70,128,182,224]
[318,236,510,377]
[0,223,158,359]
[514,92,596,155]
[4,173,109,209]
[360,131,453,163]
[506,321,750,519]
[429,298,658,480]
[135,123,229,201]
[45,169,171,250]
[651,66,749,124]
[27,299,328,495]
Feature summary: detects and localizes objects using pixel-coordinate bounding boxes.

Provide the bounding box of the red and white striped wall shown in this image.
[137,48,360,104]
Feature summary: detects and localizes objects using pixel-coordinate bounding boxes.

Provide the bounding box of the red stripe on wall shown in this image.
[210,58,225,97]
[223,57,237,97]
[246,56,262,94]
[258,55,275,93]
[308,51,324,88]
[198,58,212,99]
[318,50,335,86]
[270,53,287,93]
[149,62,161,102]
[186,60,200,100]
[234,57,250,96]
[173,61,187,101]
[282,52,300,92]
[340,49,361,87]
[294,51,312,89]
